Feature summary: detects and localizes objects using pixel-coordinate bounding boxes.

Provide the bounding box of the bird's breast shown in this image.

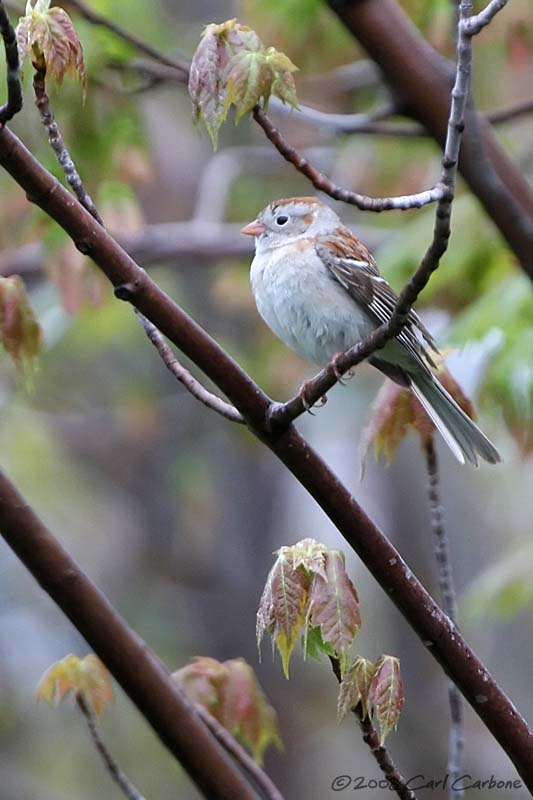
[250,246,375,366]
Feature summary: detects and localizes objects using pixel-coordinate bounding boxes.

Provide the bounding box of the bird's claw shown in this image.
[298,382,328,414]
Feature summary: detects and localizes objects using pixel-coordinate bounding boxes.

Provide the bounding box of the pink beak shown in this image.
[241,220,267,237]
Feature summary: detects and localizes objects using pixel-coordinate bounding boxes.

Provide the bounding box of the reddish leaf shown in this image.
[256,549,309,677]
[36,654,114,717]
[367,655,404,745]
[0,275,42,371]
[174,656,281,763]
[17,1,86,92]
[307,551,361,675]
[360,371,475,466]
[337,656,376,721]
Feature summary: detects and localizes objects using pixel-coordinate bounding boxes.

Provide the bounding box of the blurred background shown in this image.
[0,0,532,798]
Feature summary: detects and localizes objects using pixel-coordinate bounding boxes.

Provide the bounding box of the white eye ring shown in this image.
[276,215,289,226]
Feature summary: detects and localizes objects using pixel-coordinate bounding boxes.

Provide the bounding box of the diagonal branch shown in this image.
[76,695,146,800]
[137,312,244,425]
[195,705,284,800]
[0,469,259,800]
[253,107,445,212]
[0,126,531,790]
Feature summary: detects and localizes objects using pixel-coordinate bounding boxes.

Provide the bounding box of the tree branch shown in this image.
[253,106,445,211]
[326,0,533,279]
[0,469,259,800]
[195,705,284,800]
[424,439,464,800]
[33,64,103,224]
[137,312,244,425]
[76,695,146,800]
[63,0,189,77]
[0,1,22,124]
[330,658,417,800]
[0,127,531,790]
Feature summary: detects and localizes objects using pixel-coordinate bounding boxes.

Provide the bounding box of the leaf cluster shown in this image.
[17,0,86,90]
[188,18,298,148]
[337,654,404,745]
[174,656,281,764]
[36,654,114,717]
[257,538,361,678]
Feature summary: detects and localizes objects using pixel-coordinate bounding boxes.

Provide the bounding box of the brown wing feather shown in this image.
[315,232,439,370]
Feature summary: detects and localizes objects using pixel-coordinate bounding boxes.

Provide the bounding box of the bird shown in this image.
[241,195,501,466]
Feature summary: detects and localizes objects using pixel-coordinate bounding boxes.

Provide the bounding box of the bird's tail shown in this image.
[409,370,501,466]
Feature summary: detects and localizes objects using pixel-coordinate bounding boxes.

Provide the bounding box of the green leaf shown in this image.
[367,655,404,745]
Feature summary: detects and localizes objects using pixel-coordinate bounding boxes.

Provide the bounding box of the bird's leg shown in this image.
[298,380,327,414]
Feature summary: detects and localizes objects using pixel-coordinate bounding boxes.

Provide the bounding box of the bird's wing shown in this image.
[315,228,439,369]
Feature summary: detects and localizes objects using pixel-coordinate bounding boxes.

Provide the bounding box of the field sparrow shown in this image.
[242,196,500,466]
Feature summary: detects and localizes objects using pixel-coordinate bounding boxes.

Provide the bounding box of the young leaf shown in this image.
[174,656,281,763]
[188,18,298,149]
[258,551,309,677]
[17,0,86,91]
[36,654,114,717]
[0,275,42,372]
[367,655,404,745]
[307,551,361,676]
[360,370,475,467]
[188,21,233,148]
[337,656,376,721]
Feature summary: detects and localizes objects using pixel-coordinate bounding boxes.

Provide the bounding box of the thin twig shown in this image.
[424,439,464,800]
[268,0,508,429]
[195,704,284,800]
[33,64,103,224]
[76,694,146,800]
[137,312,244,425]
[253,107,445,212]
[0,1,22,124]
[106,59,533,136]
[64,0,189,76]
[329,658,417,800]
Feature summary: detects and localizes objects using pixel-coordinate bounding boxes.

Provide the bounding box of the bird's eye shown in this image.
[275,215,289,226]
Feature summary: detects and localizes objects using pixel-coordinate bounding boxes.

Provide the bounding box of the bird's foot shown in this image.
[298,381,327,414]
[329,353,352,384]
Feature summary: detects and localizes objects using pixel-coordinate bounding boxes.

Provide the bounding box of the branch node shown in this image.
[114,282,138,301]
